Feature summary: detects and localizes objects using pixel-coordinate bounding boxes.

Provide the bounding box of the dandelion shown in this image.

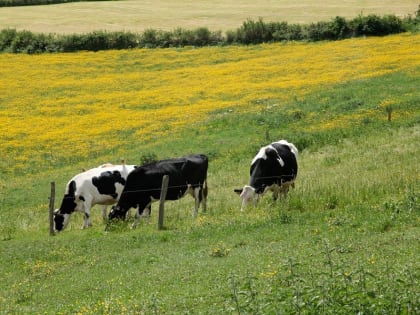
[1,34,419,174]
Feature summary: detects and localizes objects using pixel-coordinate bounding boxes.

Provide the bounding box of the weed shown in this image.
[209,241,230,257]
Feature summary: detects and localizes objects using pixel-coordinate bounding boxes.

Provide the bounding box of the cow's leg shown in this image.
[132,202,152,228]
[101,205,107,220]
[82,210,92,229]
[141,205,151,224]
[81,198,93,229]
[280,182,293,199]
[271,185,280,201]
[193,187,201,217]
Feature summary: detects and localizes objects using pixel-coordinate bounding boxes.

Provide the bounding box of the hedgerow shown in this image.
[0,9,419,53]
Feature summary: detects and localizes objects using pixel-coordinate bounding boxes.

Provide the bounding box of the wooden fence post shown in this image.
[158,175,169,230]
[49,182,55,236]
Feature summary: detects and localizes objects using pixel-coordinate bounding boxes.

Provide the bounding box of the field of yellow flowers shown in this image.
[1,33,419,174]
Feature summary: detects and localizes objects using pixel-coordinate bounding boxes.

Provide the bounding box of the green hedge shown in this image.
[1,11,419,53]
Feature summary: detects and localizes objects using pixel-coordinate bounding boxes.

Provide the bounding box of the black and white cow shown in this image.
[109,154,208,227]
[234,140,298,211]
[54,163,136,231]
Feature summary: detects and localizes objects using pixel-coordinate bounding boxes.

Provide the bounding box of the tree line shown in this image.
[1,10,419,53]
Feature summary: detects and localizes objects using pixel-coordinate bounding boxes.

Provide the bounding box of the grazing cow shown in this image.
[109,154,208,227]
[54,163,136,231]
[234,140,298,211]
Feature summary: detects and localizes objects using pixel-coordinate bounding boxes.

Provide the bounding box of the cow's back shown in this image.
[181,154,208,185]
[72,164,135,204]
[270,143,298,177]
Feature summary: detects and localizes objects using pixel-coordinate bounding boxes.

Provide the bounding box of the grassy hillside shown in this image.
[0,34,419,314]
[0,0,419,34]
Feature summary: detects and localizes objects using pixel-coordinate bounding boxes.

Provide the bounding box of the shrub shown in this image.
[0,28,17,52]
[140,29,160,48]
[236,18,273,44]
[350,14,404,36]
[8,30,56,53]
[0,12,412,53]
[271,22,303,41]
[108,31,139,49]
[303,21,335,41]
[328,16,352,39]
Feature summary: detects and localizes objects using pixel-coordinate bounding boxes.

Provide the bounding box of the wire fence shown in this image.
[57,174,297,199]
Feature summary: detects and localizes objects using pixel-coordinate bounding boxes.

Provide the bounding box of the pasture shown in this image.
[0,1,420,304]
[0,0,419,34]
[0,31,419,314]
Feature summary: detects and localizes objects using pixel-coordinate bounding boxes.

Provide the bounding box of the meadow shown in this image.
[0,33,419,313]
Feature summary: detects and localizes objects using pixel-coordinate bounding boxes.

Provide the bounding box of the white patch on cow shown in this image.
[277,156,285,167]
[275,140,298,158]
[239,185,259,211]
[251,146,269,165]
[251,143,289,167]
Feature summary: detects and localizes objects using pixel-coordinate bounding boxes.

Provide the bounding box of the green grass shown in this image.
[0,66,419,313]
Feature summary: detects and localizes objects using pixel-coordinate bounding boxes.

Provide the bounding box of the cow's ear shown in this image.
[234,188,243,195]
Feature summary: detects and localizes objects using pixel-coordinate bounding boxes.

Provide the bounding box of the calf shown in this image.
[234,140,298,211]
[54,163,136,231]
[109,154,208,227]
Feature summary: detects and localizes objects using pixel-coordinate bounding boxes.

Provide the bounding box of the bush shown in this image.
[0,28,17,52]
[271,22,303,41]
[8,30,58,53]
[328,16,352,39]
[350,14,404,36]
[236,18,273,44]
[302,21,335,41]
[0,12,413,54]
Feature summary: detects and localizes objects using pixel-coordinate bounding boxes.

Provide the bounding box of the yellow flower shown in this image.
[1,34,419,174]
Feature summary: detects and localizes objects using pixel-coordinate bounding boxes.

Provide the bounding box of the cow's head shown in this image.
[54,180,78,232]
[108,205,127,221]
[234,185,259,211]
[53,210,71,232]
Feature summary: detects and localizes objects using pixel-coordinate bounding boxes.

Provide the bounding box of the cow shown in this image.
[108,154,208,228]
[234,140,298,211]
[54,163,136,231]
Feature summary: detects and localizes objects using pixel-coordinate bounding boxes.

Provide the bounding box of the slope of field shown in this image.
[1,33,419,177]
[0,34,419,314]
[0,0,419,34]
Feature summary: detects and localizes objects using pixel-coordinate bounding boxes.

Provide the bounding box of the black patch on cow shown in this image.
[56,180,77,214]
[79,195,85,202]
[54,213,65,231]
[54,180,78,231]
[92,171,126,199]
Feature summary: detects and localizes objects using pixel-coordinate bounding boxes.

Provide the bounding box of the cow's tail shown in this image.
[201,180,208,212]
[202,180,208,199]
